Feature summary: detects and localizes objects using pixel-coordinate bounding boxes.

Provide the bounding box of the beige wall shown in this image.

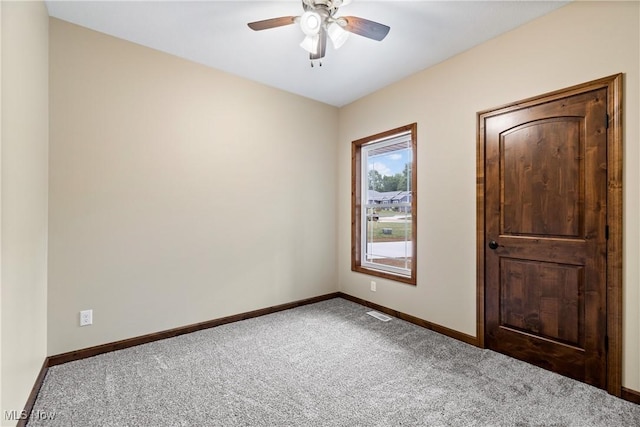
[1,1,49,424]
[48,19,338,355]
[338,1,640,391]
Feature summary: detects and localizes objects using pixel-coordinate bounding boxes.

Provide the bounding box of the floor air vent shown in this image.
[367,311,392,322]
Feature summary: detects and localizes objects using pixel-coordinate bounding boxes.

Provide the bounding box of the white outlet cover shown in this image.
[80,309,93,326]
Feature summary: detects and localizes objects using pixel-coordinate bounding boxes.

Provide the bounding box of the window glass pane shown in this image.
[362,135,412,276]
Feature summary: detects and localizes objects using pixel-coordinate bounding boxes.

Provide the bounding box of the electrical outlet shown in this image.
[80,309,93,326]
[370,281,377,292]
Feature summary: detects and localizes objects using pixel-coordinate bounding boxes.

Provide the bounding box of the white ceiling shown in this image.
[45,1,569,107]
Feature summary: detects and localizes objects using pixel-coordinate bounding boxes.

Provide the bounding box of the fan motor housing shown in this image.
[305,0,347,16]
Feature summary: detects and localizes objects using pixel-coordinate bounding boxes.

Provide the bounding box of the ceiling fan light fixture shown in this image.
[248,0,389,63]
[328,22,349,49]
[300,11,322,36]
[300,35,320,54]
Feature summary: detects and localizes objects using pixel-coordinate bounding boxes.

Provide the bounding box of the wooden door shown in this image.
[479,79,622,390]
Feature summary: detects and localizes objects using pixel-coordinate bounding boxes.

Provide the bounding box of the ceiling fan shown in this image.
[247,0,390,65]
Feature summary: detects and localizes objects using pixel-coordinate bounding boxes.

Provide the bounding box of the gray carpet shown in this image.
[29,298,640,426]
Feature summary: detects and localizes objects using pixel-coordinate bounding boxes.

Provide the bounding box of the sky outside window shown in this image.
[368,148,411,177]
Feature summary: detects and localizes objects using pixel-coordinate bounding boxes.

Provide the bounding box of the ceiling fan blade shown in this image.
[247,16,297,31]
[310,27,327,60]
[342,16,390,41]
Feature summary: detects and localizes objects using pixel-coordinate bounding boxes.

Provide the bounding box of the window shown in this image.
[351,123,417,285]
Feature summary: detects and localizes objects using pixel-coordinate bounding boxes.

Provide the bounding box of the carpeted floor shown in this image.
[29,298,640,426]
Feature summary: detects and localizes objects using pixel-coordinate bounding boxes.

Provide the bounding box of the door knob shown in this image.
[488,240,499,250]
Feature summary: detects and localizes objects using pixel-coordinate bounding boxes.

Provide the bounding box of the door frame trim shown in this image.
[476,74,623,396]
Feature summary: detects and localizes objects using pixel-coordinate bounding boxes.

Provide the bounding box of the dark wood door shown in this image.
[483,88,608,387]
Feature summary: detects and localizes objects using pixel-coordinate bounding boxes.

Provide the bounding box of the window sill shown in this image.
[352,265,416,286]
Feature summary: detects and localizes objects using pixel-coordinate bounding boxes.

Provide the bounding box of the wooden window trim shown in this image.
[351,123,417,285]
